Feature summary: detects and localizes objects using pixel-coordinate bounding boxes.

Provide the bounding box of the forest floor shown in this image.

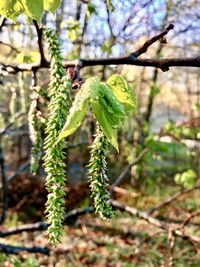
[1,178,200,267]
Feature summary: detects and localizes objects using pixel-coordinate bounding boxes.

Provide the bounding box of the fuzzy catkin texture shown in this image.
[43,28,71,245]
[28,86,43,175]
[88,125,113,219]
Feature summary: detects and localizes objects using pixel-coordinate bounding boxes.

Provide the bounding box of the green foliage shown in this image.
[58,74,136,151]
[0,0,23,21]
[150,84,160,97]
[163,121,200,140]
[101,39,112,54]
[174,169,197,188]
[0,0,62,21]
[43,28,71,245]
[57,77,100,142]
[20,0,43,21]
[91,82,126,151]
[66,18,80,42]
[57,74,135,218]
[107,74,137,112]
[44,0,61,13]
[88,125,114,219]
[86,3,97,18]
[10,255,39,267]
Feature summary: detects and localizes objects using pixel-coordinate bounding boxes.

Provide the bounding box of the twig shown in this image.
[0,207,94,237]
[182,209,200,230]
[148,184,200,215]
[0,41,19,53]
[132,24,174,58]
[1,57,199,75]
[110,147,148,191]
[7,160,30,183]
[110,186,138,198]
[0,243,49,255]
[110,200,200,243]
[32,20,48,66]
[0,112,24,137]
[0,24,199,75]
[1,201,200,246]
[0,18,6,31]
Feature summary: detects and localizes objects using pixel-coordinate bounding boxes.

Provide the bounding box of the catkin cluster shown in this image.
[88,125,114,219]
[28,86,44,175]
[43,28,71,245]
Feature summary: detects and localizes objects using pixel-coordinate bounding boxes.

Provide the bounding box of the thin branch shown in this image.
[111,200,200,243]
[0,41,19,53]
[1,57,199,75]
[0,24,199,75]
[0,17,6,31]
[110,148,148,192]
[182,209,200,230]
[132,24,174,58]
[32,20,48,66]
[1,201,200,246]
[148,184,200,215]
[0,243,49,255]
[0,207,94,237]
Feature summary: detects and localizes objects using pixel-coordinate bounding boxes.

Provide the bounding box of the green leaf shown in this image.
[91,100,118,151]
[0,0,24,21]
[150,84,160,97]
[57,77,100,142]
[91,83,126,151]
[107,74,136,112]
[44,0,61,13]
[101,39,112,54]
[20,0,43,21]
[87,3,97,18]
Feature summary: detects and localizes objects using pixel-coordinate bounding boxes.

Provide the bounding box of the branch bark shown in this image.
[148,184,200,215]
[0,24,199,75]
[0,243,49,255]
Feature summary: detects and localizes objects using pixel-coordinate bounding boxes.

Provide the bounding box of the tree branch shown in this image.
[148,184,200,215]
[110,148,148,192]
[111,200,200,243]
[0,207,94,237]
[131,24,174,58]
[1,200,200,245]
[0,243,49,255]
[1,57,199,75]
[0,24,199,75]
[32,20,48,66]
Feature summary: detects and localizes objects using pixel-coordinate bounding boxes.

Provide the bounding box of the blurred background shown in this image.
[0,0,200,266]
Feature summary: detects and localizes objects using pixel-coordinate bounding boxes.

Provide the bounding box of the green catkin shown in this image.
[18,72,27,113]
[43,28,71,245]
[88,124,114,219]
[9,87,17,124]
[28,86,44,175]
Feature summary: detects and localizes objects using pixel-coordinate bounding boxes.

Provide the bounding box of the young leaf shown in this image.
[107,74,136,112]
[57,77,100,142]
[0,0,24,21]
[44,0,61,13]
[20,0,43,21]
[91,83,125,151]
[91,100,118,151]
